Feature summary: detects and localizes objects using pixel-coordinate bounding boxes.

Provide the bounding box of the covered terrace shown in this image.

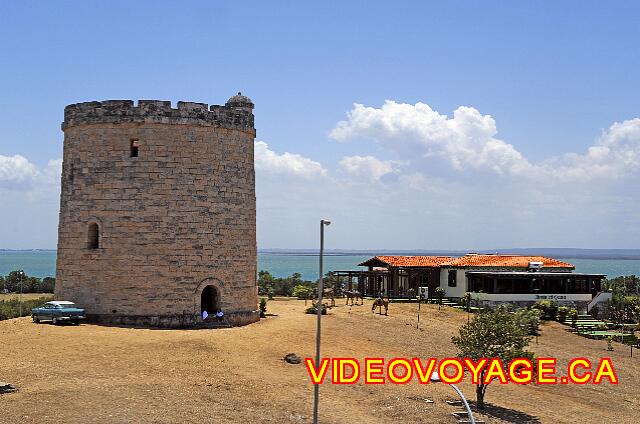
[333,255,452,298]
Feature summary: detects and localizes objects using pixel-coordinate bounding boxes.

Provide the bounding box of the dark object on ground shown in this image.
[0,381,17,394]
[305,305,327,315]
[284,353,302,364]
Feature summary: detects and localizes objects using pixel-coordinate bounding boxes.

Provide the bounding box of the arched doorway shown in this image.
[201,285,219,314]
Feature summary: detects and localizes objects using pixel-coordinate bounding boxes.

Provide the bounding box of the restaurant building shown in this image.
[334,253,609,310]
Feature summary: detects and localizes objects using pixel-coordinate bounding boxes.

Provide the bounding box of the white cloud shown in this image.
[339,155,404,182]
[0,154,61,249]
[542,118,640,181]
[0,153,61,195]
[0,154,40,186]
[331,101,640,185]
[254,140,327,180]
[42,159,63,185]
[330,101,533,177]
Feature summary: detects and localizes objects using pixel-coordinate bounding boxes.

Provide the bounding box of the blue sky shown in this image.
[1,1,640,249]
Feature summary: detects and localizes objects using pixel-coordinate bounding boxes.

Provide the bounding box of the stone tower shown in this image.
[55,93,258,327]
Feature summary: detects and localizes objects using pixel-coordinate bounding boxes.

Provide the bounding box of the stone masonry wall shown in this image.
[55,98,258,327]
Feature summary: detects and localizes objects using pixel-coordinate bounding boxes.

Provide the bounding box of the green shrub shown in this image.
[460,293,472,309]
[514,308,542,336]
[557,306,570,322]
[533,300,559,320]
[0,297,53,321]
[568,308,578,327]
[305,305,327,315]
[434,287,445,303]
[259,298,267,318]
[292,285,312,300]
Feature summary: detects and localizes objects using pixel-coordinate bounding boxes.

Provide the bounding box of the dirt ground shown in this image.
[1,299,638,424]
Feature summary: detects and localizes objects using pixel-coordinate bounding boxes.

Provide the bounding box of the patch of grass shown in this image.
[0,293,54,301]
[0,296,53,321]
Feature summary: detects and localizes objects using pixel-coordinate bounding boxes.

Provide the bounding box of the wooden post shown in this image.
[417,298,421,329]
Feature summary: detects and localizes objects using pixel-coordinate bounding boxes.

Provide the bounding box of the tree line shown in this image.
[600,275,640,324]
[0,271,55,293]
[257,270,344,299]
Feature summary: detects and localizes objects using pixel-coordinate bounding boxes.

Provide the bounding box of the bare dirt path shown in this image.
[1,300,638,423]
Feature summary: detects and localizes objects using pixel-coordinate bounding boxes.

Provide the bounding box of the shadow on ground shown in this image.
[471,402,542,424]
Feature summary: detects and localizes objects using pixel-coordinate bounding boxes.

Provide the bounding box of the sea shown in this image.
[1,250,640,281]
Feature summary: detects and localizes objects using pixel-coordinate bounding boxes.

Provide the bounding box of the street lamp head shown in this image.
[321,219,331,226]
[430,371,441,383]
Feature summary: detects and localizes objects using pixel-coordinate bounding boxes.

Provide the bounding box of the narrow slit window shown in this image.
[130,139,139,157]
[88,223,100,249]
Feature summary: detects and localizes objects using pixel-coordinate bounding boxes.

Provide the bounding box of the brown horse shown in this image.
[344,290,363,306]
[312,287,336,308]
[371,297,389,315]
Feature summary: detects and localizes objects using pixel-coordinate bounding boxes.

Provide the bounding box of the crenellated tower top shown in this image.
[62,94,255,135]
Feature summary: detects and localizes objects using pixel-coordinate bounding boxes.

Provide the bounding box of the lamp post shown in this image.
[313,219,331,424]
[430,371,476,424]
[18,270,25,317]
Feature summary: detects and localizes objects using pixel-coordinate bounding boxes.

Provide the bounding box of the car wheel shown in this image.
[32,315,40,323]
[52,317,58,325]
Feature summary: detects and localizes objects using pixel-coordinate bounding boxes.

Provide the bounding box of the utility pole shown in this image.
[18,270,25,317]
[313,219,331,424]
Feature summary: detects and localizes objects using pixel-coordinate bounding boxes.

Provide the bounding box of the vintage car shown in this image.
[31,301,86,325]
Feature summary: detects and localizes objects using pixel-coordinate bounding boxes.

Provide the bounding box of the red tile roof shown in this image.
[359,255,454,268]
[358,254,574,269]
[447,254,574,269]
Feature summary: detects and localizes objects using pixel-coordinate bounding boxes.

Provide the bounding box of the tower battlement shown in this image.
[63,96,255,134]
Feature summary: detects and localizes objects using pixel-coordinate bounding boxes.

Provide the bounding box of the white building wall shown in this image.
[439,268,468,298]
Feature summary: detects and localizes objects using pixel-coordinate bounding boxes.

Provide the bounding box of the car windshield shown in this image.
[45,303,75,309]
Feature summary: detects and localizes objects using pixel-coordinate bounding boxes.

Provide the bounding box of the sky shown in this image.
[1,1,640,250]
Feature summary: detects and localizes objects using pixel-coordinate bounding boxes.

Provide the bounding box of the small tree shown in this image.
[514,308,541,336]
[568,308,578,328]
[462,292,472,312]
[292,284,312,300]
[452,307,534,409]
[435,287,445,310]
[259,298,267,318]
[258,270,275,296]
[532,300,558,321]
[557,306,569,323]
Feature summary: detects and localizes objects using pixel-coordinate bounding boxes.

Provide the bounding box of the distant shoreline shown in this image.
[257,248,640,260]
[2,249,640,280]
[3,248,640,260]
